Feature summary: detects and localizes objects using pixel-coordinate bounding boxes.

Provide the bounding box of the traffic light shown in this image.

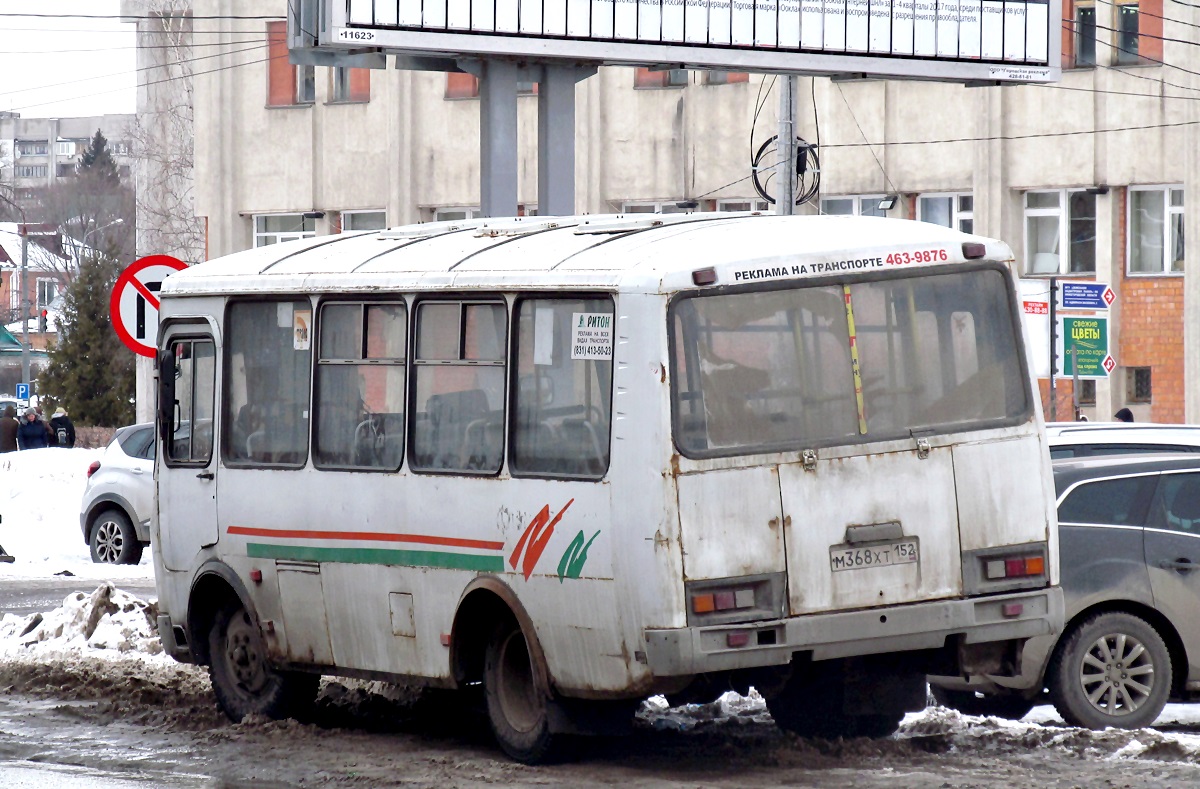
[37,309,47,332]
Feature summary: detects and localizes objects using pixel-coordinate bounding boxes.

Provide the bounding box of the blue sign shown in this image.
[1060,282,1115,310]
[14,383,29,400]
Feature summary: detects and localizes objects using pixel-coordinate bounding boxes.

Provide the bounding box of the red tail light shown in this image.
[86,461,100,478]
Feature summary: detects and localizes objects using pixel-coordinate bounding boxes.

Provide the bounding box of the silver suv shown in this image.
[931,454,1200,728]
[80,423,154,564]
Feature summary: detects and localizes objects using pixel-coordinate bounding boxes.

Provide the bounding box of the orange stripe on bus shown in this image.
[226,525,503,551]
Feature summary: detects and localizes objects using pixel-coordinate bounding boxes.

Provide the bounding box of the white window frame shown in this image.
[36,278,57,310]
[341,210,387,232]
[619,200,694,214]
[716,199,771,213]
[432,206,480,222]
[1127,185,1184,276]
[820,195,888,217]
[917,192,974,234]
[253,214,317,247]
[1023,189,1097,276]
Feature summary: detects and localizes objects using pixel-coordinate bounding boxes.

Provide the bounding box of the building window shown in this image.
[266,21,314,106]
[918,193,974,233]
[445,73,480,99]
[1127,367,1152,403]
[55,141,74,156]
[1078,379,1097,405]
[821,195,888,217]
[1116,3,1140,64]
[634,67,689,88]
[223,300,312,467]
[1129,186,1184,275]
[112,141,131,155]
[254,214,317,247]
[705,71,750,85]
[16,141,47,156]
[56,164,75,177]
[36,279,57,309]
[433,207,480,222]
[621,200,694,213]
[342,210,387,231]
[314,301,407,470]
[1075,4,1097,67]
[409,300,507,474]
[1025,190,1096,275]
[331,67,371,103]
[717,199,771,212]
[15,165,47,178]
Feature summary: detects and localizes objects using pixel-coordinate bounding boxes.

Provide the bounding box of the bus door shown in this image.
[158,324,219,571]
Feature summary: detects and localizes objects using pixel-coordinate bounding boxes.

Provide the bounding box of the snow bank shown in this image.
[0,583,161,659]
[0,447,154,579]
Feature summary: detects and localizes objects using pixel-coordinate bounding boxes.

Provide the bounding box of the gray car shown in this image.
[931,454,1200,729]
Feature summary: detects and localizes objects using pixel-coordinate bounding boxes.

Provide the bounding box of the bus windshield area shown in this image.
[671,267,1029,456]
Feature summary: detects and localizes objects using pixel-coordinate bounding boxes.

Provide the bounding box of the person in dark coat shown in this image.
[16,408,49,450]
[50,407,76,448]
[1115,408,1134,423]
[0,404,17,453]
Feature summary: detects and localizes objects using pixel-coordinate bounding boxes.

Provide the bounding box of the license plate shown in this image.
[829,539,919,573]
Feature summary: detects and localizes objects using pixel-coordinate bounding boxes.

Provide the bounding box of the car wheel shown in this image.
[208,601,318,722]
[89,508,143,565]
[1048,611,1172,730]
[929,686,1037,720]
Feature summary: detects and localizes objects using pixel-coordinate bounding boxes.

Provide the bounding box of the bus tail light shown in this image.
[987,554,1045,580]
[685,573,785,627]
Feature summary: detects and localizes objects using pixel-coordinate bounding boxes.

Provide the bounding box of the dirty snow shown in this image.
[5,446,1200,772]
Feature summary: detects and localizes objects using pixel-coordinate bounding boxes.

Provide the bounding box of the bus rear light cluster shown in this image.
[985,554,1045,580]
[691,587,755,614]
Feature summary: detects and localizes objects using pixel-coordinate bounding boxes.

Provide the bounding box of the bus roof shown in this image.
[161,213,1014,297]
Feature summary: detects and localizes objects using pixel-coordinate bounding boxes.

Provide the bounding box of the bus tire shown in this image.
[766,662,904,739]
[208,601,318,722]
[484,620,558,764]
[929,686,1037,720]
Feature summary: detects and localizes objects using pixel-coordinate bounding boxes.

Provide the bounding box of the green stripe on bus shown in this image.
[246,542,505,572]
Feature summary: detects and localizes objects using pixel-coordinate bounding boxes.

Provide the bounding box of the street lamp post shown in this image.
[19,224,29,388]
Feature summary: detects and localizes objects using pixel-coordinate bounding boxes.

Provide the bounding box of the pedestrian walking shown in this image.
[0,404,17,453]
[16,408,49,450]
[50,407,76,448]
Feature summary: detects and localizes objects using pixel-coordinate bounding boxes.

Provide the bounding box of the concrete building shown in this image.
[137,0,1200,423]
[0,112,136,204]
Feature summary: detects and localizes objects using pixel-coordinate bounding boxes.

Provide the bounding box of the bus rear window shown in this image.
[671,268,1029,456]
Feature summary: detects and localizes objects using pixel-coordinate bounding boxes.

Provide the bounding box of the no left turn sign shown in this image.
[111,255,189,357]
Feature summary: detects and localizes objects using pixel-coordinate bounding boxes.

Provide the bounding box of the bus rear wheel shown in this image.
[208,601,318,722]
[484,620,559,764]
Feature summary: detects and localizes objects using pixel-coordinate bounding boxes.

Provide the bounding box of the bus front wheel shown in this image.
[208,601,319,722]
[483,620,559,764]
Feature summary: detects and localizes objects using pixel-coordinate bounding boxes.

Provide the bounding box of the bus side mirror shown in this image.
[157,349,176,438]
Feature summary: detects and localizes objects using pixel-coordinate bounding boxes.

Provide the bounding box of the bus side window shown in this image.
[510,296,614,479]
[410,300,506,475]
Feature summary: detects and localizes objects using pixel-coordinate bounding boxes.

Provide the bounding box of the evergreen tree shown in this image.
[76,129,121,187]
[39,252,134,426]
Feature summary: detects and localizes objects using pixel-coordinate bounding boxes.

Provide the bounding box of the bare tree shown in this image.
[128,0,204,264]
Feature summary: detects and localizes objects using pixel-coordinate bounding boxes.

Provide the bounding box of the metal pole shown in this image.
[777,75,796,216]
[479,60,519,218]
[19,225,29,388]
[1048,277,1057,422]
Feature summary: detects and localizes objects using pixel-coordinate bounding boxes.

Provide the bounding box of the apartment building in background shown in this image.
[0,112,136,204]
[125,0,1200,424]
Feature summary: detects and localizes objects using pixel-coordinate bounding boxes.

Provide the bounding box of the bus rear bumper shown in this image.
[642,587,1064,677]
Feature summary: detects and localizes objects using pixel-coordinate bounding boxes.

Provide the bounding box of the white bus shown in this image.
[152,213,1062,762]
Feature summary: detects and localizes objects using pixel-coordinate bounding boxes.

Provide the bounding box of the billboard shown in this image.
[315,0,1060,82]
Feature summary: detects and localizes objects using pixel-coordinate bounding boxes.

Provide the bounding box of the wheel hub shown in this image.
[1081,633,1154,717]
